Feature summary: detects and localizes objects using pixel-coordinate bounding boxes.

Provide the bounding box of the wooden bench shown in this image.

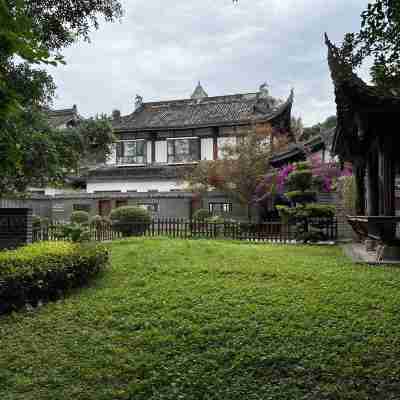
[347,216,378,241]
[347,215,400,243]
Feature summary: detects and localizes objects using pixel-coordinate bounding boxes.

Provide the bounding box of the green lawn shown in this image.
[1,239,400,400]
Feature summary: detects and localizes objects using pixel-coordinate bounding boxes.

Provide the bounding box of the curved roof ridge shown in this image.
[113,89,294,132]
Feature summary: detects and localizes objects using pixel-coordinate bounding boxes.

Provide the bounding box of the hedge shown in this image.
[192,208,211,221]
[70,210,90,225]
[110,206,151,237]
[0,241,109,315]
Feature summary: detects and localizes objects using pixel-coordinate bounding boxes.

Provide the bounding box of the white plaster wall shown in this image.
[45,188,68,196]
[87,180,184,193]
[155,141,167,163]
[147,141,152,164]
[201,138,213,161]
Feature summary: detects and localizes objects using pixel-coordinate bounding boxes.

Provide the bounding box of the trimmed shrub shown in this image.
[110,206,151,237]
[277,204,335,220]
[70,211,89,225]
[303,204,336,218]
[286,170,313,192]
[54,223,91,242]
[193,208,210,221]
[0,241,109,314]
[90,215,111,229]
[276,205,296,222]
[285,190,316,204]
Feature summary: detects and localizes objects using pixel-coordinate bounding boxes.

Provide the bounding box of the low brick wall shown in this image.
[0,208,32,250]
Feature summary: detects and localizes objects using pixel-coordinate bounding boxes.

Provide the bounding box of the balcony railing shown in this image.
[115,158,200,167]
[116,156,146,166]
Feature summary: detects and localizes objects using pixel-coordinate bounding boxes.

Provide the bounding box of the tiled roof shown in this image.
[113,90,293,131]
[270,127,335,167]
[325,34,400,159]
[47,106,79,128]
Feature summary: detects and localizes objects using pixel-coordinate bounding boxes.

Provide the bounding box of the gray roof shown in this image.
[113,90,294,132]
[270,127,335,167]
[47,106,79,128]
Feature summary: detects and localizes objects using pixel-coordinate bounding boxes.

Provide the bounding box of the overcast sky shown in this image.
[48,0,369,126]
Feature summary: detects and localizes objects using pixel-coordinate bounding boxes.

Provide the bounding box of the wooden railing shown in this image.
[32,217,338,243]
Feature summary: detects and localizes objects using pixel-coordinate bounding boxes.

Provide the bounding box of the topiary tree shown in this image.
[276,161,337,242]
[70,211,90,225]
[285,162,316,205]
[110,206,151,237]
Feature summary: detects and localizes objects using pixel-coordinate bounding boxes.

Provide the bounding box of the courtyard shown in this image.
[1,239,400,399]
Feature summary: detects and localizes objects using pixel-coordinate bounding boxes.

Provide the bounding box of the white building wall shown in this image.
[87,179,184,193]
[155,141,167,163]
[147,141,152,164]
[201,138,213,161]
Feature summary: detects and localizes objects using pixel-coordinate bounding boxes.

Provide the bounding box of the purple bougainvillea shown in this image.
[254,154,352,205]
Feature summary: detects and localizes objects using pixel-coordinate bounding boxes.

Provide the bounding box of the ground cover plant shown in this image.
[1,239,400,399]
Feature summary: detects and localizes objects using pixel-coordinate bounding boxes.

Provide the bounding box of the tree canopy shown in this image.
[343,0,400,88]
[183,126,285,220]
[0,0,122,195]
[301,115,336,142]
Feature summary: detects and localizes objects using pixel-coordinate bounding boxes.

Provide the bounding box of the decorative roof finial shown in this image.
[191,81,208,100]
[135,94,143,110]
[259,82,269,98]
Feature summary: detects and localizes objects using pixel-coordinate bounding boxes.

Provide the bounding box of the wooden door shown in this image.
[99,200,112,217]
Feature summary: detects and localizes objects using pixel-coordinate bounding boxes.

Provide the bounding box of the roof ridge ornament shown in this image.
[135,94,143,110]
[259,82,269,98]
[325,33,355,83]
[191,81,208,100]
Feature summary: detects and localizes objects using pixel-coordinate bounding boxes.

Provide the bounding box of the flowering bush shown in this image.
[253,154,352,236]
[255,155,352,204]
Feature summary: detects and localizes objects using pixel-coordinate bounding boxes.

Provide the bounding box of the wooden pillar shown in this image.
[378,138,395,216]
[196,129,201,161]
[151,139,156,164]
[367,150,379,216]
[354,161,366,216]
[212,127,218,160]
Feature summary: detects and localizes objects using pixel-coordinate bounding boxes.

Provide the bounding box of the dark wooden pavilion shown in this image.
[325,35,400,259]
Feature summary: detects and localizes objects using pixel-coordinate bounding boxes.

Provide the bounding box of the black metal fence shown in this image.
[32,217,338,243]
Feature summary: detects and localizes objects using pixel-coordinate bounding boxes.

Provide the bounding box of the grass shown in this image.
[1,238,400,399]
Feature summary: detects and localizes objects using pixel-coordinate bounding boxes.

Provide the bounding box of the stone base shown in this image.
[342,243,400,265]
[377,245,400,263]
[365,239,377,252]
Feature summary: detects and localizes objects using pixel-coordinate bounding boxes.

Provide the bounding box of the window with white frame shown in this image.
[138,203,159,212]
[116,140,146,165]
[208,202,233,214]
[167,137,200,164]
